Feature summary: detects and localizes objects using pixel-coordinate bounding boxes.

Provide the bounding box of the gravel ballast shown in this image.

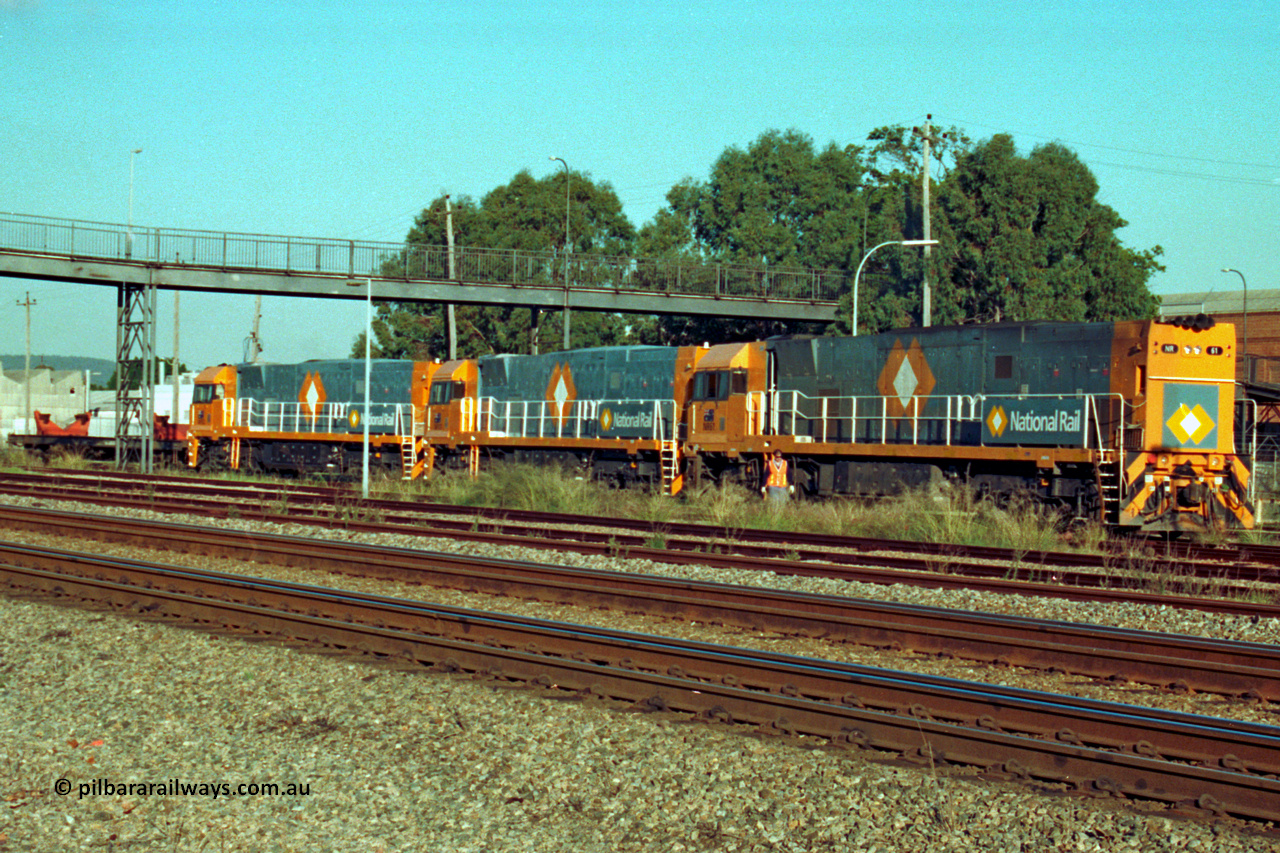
[2,501,1279,850]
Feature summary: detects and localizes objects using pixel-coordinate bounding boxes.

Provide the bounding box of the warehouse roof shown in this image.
[1159,288,1280,316]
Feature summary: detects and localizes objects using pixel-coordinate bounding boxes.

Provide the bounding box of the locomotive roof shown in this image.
[233,358,415,369]
[480,345,675,359]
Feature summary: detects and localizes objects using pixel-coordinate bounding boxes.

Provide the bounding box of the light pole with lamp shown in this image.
[851,239,938,336]
[1222,268,1248,382]
[346,277,372,499]
[549,156,571,349]
[127,148,142,258]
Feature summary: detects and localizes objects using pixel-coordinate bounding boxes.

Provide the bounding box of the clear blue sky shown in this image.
[3,0,1276,370]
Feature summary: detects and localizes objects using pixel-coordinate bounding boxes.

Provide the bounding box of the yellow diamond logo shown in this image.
[1166,403,1214,445]
[599,408,613,431]
[986,405,1007,438]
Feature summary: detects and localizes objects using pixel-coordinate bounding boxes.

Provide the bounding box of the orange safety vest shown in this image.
[765,457,788,488]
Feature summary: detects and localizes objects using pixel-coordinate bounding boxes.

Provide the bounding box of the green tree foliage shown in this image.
[937,134,1161,324]
[362,170,639,359]
[368,125,1162,358]
[636,129,870,343]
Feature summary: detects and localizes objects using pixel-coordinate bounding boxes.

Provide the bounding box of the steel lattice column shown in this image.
[115,279,156,471]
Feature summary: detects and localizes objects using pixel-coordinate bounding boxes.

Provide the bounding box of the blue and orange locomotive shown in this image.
[188,317,1253,533]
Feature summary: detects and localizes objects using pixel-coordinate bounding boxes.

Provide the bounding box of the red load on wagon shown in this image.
[33,411,92,437]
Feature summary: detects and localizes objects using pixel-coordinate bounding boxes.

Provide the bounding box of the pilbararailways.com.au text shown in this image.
[55,777,311,800]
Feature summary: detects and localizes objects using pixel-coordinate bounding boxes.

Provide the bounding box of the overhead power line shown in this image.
[933,113,1275,170]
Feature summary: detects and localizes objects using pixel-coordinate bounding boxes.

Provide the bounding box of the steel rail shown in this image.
[3,504,1280,701]
[4,547,1280,822]
[2,466,1259,578]
[0,480,1275,618]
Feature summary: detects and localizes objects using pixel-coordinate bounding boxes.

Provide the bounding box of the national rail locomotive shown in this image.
[187,317,1255,532]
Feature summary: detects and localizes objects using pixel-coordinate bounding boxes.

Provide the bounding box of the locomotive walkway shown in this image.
[0,211,842,322]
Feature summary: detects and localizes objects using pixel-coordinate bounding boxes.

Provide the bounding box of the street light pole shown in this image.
[851,239,938,336]
[127,148,142,258]
[346,277,372,499]
[1223,268,1248,381]
[549,156,570,349]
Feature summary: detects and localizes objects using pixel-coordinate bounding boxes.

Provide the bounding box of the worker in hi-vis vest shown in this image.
[761,449,793,505]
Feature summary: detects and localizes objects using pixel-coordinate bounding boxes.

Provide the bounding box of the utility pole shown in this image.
[549,156,571,350]
[916,113,936,325]
[445,196,457,361]
[921,115,932,327]
[246,296,263,362]
[127,148,142,259]
[913,115,948,328]
[15,292,35,433]
[172,292,181,430]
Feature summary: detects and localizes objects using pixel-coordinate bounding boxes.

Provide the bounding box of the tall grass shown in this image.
[394,461,1094,554]
[0,445,33,471]
[11,442,1099,554]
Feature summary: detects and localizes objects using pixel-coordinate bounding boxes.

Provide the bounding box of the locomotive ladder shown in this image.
[659,440,681,495]
[1095,447,1122,523]
[400,409,428,480]
[1088,396,1124,523]
[653,399,682,495]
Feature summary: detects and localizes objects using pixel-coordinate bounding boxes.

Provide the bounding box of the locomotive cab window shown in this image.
[428,380,465,405]
[193,384,223,404]
[693,371,731,401]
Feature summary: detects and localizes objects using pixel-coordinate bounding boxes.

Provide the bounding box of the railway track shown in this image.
[5,538,1280,823]
[6,467,1275,564]
[1,474,1277,617]
[2,503,1279,701]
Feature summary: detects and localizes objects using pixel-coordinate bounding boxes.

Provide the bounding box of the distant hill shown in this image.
[0,355,116,380]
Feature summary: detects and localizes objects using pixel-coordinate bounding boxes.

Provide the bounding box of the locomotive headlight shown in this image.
[1209,455,1222,468]
[1193,346,1202,355]
[1158,455,1169,467]
[1184,346,1191,354]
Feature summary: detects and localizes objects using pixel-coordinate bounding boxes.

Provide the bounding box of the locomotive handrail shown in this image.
[232,398,412,436]
[745,392,767,436]
[768,390,980,446]
[1236,397,1258,502]
[478,396,678,442]
[460,397,475,433]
